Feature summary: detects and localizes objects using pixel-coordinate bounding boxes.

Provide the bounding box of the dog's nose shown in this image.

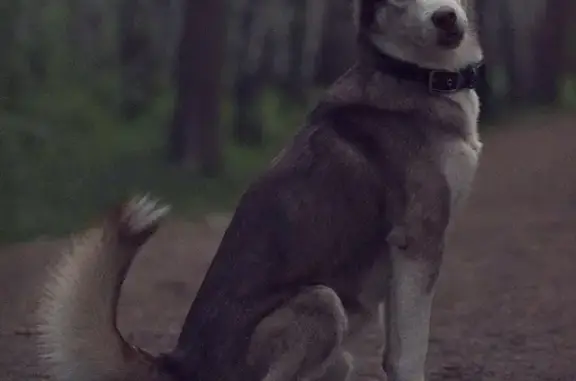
[431,7,458,33]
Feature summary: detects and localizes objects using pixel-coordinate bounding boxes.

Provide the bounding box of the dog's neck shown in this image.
[323,37,483,147]
[369,33,483,72]
[357,33,482,95]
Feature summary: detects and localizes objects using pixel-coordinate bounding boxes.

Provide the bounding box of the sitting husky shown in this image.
[37,1,483,380]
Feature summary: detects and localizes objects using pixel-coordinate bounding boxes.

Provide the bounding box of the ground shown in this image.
[1,112,576,381]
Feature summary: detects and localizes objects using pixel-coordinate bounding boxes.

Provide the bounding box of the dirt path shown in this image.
[1,112,576,380]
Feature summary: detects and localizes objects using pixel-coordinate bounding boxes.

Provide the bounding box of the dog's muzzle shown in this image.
[431,6,465,49]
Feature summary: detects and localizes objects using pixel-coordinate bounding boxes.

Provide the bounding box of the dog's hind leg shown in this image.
[382,248,441,381]
[247,285,353,381]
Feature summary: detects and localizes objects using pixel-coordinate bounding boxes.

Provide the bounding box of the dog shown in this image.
[36,0,483,380]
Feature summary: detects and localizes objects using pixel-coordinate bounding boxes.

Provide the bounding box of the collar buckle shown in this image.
[428,70,463,94]
[467,64,481,89]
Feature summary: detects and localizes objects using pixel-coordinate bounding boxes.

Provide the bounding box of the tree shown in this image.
[168,0,225,176]
[229,0,329,147]
[119,0,156,120]
[229,0,277,147]
[499,0,535,105]
[473,0,495,121]
[316,0,355,87]
[533,0,573,105]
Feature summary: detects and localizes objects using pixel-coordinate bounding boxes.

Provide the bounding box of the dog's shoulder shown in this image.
[218,101,419,253]
[308,100,431,167]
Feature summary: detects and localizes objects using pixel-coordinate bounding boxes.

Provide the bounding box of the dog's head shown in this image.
[354,0,482,69]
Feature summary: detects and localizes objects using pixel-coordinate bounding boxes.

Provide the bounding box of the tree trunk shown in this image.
[300,0,327,89]
[119,0,155,120]
[281,0,306,102]
[315,0,355,87]
[168,0,225,176]
[230,0,271,147]
[533,0,572,105]
[500,0,527,105]
[473,0,494,121]
[232,73,264,146]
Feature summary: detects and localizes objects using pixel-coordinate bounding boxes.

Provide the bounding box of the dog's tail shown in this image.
[36,195,175,381]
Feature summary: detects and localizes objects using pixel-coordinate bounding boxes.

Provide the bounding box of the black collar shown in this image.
[360,34,483,94]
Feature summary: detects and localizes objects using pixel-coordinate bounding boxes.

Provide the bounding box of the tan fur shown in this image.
[36,196,174,381]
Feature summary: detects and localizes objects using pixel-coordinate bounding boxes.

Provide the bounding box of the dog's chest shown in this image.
[438,139,479,215]
[440,90,481,213]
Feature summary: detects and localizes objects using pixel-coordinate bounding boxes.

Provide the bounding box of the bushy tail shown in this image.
[36,195,175,381]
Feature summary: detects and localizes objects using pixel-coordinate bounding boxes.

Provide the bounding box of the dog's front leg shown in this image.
[383,244,442,381]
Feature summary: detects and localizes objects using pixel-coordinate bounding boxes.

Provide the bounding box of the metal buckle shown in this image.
[467,64,481,89]
[428,70,463,94]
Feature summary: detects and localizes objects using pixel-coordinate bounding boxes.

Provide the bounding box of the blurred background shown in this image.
[0,0,574,241]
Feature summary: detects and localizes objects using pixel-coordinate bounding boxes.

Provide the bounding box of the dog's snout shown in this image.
[431,7,458,32]
[431,6,464,49]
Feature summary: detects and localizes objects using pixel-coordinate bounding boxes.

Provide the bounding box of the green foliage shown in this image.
[561,76,576,107]
[0,86,309,242]
[0,0,316,243]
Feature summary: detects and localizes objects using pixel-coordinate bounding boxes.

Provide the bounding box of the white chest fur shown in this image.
[441,89,481,215]
[440,139,479,215]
